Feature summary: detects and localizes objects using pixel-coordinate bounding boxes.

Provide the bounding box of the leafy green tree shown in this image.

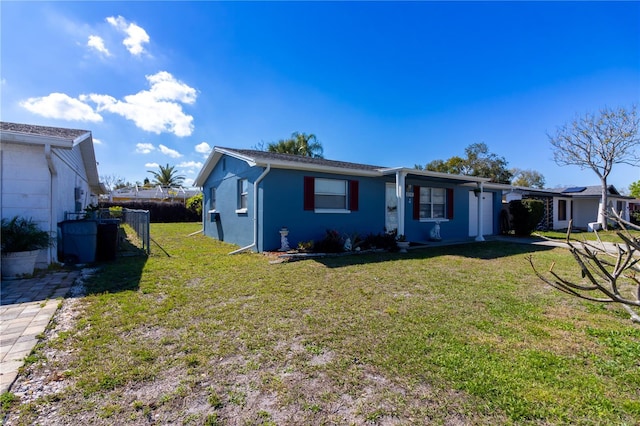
[421,143,512,183]
[629,180,640,198]
[186,193,203,216]
[549,105,639,230]
[147,164,185,188]
[267,132,324,158]
[511,169,546,189]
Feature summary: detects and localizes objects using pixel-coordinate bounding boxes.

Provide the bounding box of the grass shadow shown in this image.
[314,241,558,269]
[83,227,149,295]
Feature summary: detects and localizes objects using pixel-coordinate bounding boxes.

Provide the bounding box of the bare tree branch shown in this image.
[530,210,640,324]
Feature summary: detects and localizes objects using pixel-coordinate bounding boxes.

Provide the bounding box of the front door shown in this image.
[468,191,494,237]
[385,183,398,232]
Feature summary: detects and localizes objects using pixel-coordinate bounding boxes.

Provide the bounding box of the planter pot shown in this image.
[397,241,410,253]
[1,250,40,279]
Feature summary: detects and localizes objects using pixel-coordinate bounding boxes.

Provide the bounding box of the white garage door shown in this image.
[469,191,494,237]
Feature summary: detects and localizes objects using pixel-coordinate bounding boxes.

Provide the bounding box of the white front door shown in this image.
[469,191,494,237]
[385,183,398,232]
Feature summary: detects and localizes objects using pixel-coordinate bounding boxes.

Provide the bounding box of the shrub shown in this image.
[509,199,544,236]
[313,229,344,253]
[186,193,203,217]
[1,216,53,252]
[360,231,399,252]
[99,201,200,223]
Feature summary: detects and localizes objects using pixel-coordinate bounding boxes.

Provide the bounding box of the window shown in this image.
[558,199,567,221]
[304,177,359,212]
[210,187,216,211]
[419,187,445,219]
[413,186,453,220]
[315,178,347,209]
[237,179,248,211]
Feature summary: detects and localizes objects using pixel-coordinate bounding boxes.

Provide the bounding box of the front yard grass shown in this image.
[5,223,640,425]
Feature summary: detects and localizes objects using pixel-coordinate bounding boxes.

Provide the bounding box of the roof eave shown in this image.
[380,167,492,184]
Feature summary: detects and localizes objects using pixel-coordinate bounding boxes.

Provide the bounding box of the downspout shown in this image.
[475,182,485,242]
[45,144,57,264]
[396,170,406,236]
[229,164,271,255]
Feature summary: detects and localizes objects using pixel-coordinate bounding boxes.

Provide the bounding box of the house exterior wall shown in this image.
[52,144,94,221]
[553,197,572,230]
[572,198,598,229]
[201,155,262,249]
[260,169,386,252]
[1,143,50,226]
[1,141,96,266]
[200,154,502,252]
[402,179,494,241]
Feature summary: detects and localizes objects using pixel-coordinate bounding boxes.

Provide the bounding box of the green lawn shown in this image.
[4,223,640,425]
[535,228,640,243]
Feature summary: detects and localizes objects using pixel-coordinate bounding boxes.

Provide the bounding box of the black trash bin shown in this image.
[96,219,120,261]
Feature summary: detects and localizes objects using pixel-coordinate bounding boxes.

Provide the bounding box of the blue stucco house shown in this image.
[194,147,502,253]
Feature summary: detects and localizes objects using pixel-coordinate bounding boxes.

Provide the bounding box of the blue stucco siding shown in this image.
[402,180,467,241]
[200,153,503,251]
[259,169,386,251]
[401,180,502,241]
[201,155,262,249]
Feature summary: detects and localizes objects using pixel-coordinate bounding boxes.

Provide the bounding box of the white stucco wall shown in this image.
[572,199,598,229]
[552,197,572,230]
[1,141,96,267]
[1,143,52,266]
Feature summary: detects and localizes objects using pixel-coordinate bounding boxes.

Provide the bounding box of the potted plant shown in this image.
[1,216,53,279]
[396,234,410,253]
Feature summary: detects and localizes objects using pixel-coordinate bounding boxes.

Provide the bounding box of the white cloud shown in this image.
[195,142,212,155]
[106,15,149,56]
[93,138,103,145]
[136,143,155,154]
[85,71,196,137]
[87,35,110,56]
[145,162,160,168]
[158,144,182,158]
[177,161,203,169]
[20,93,102,122]
[183,178,195,187]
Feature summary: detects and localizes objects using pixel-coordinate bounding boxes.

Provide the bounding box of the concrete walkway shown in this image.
[0,271,80,394]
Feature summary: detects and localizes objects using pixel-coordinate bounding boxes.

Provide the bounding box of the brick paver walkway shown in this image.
[0,271,79,393]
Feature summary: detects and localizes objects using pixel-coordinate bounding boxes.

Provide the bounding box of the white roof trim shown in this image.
[380,167,491,183]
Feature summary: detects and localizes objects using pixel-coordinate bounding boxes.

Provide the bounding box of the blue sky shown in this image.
[2,1,639,190]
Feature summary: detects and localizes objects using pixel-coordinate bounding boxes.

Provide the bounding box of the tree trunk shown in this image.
[600,177,608,231]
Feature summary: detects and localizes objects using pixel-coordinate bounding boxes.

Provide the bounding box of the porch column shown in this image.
[475,182,485,242]
[396,170,406,237]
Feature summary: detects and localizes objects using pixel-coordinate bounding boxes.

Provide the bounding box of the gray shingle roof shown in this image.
[219,147,387,171]
[1,122,89,140]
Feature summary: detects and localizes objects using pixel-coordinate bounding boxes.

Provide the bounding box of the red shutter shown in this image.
[446,188,454,219]
[303,176,314,210]
[349,180,359,211]
[413,185,420,220]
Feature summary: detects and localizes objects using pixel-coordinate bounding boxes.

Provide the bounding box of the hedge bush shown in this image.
[509,199,544,236]
[99,201,200,223]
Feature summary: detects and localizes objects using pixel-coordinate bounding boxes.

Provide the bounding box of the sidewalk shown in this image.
[0,271,80,394]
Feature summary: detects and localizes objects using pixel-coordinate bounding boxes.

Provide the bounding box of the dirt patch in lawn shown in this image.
[4,277,507,425]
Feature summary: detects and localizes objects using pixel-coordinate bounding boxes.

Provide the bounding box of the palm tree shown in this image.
[147,164,185,187]
[267,132,324,158]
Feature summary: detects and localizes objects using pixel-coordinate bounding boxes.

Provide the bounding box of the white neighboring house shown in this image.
[1,122,105,267]
[495,184,632,231]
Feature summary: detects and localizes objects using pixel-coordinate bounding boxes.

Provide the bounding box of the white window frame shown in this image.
[210,187,217,212]
[418,187,446,221]
[315,178,350,213]
[236,179,248,213]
